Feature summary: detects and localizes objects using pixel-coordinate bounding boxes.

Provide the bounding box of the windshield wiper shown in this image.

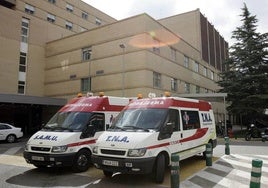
[108,126,125,131]
[46,126,73,132]
[123,125,149,132]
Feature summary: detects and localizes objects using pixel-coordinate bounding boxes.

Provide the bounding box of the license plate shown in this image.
[32,156,45,161]
[102,160,119,166]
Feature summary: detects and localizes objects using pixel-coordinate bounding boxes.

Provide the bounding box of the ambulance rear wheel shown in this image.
[72,149,91,172]
[153,154,165,183]
[103,170,113,177]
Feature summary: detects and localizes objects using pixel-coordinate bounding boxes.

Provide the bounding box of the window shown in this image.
[65,21,73,30]
[184,55,189,68]
[171,47,176,61]
[47,13,55,23]
[153,72,161,88]
[89,113,105,133]
[48,0,56,4]
[82,47,92,61]
[19,52,27,72]
[168,109,180,131]
[203,66,208,77]
[196,86,200,93]
[95,17,101,25]
[184,83,190,93]
[82,11,88,20]
[18,81,25,94]
[181,110,200,130]
[21,18,29,43]
[210,70,214,80]
[171,78,177,91]
[25,4,35,14]
[81,78,91,92]
[194,61,199,72]
[66,4,73,12]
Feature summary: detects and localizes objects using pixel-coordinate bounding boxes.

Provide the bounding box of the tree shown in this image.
[218,3,268,122]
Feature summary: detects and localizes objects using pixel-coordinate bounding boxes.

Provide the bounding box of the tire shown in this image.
[72,149,91,172]
[103,170,113,177]
[245,133,251,141]
[153,154,166,184]
[6,134,16,143]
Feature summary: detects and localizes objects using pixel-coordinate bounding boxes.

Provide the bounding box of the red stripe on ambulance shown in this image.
[146,128,208,150]
[67,139,97,147]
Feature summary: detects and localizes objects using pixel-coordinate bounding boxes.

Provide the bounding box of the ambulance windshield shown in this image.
[110,108,168,131]
[43,112,92,132]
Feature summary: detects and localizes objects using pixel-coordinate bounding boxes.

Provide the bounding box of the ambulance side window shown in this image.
[181,110,200,130]
[89,113,105,132]
[168,109,180,132]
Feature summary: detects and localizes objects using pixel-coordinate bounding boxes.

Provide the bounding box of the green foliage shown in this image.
[218,3,268,116]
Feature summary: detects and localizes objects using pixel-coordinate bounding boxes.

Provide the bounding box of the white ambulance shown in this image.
[24,93,129,172]
[92,94,217,183]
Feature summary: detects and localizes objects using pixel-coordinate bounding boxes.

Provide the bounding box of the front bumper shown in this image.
[23,151,76,167]
[92,155,156,174]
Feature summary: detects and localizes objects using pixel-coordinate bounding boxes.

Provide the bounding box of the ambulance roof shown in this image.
[59,96,129,112]
[125,97,211,111]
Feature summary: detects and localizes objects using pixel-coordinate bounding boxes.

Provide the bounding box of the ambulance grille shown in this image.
[31,147,50,152]
[101,149,125,156]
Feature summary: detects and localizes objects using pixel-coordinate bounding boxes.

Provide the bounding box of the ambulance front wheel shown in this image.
[72,149,91,172]
[153,153,166,183]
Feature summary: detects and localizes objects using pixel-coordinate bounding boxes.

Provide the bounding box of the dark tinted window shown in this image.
[181,110,200,130]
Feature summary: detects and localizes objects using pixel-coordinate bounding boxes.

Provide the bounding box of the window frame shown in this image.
[82,47,92,61]
[184,55,189,68]
[18,81,25,94]
[203,66,208,77]
[184,82,190,93]
[181,110,200,130]
[153,72,161,88]
[82,11,88,20]
[194,61,199,72]
[171,78,177,92]
[19,52,27,72]
[48,0,56,4]
[25,4,35,14]
[21,18,29,43]
[81,77,91,92]
[66,3,73,12]
[95,17,101,25]
[47,13,56,23]
[65,21,73,30]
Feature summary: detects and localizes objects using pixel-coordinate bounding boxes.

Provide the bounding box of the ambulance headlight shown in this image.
[93,146,98,154]
[128,148,147,157]
[52,145,68,153]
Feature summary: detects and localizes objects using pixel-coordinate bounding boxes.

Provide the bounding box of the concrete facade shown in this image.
[0,0,228,134]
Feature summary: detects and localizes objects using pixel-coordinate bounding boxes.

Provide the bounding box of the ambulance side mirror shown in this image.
[158,122,173,140]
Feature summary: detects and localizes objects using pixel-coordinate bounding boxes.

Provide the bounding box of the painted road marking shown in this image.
[3,147,22,155]
[0,154,33,168]
[181,154,268,188]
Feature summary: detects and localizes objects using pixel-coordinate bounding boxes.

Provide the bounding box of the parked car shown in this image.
[0,123,23,143]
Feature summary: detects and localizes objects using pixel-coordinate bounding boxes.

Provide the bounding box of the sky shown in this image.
[82,0,268,46]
